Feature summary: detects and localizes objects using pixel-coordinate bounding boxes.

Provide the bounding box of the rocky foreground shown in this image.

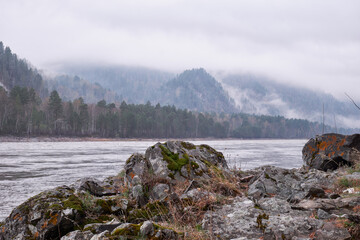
[1,134,360,239]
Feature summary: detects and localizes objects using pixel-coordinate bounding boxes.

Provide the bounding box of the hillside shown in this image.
[60,64,174,104]
[0,41,47,97]
[61,65,237,113]
[220,74,360,128]
[157,68,237,113]
[46,75,120,104]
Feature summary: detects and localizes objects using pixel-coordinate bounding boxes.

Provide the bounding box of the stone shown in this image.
[61,230,94,240]
[75,177,116,196]
[314,222,351,240]
[90,230,110,240]
[140,221,154,236]
[329,193,341,199]
[154,228,179,240]
[302,133,360,171]
[180,188,215,201]
[124,141,230,185]
[247,166,336,202]
[84,221,122,234]
[317,209,331,219]
[202,197,322,239]
[151,183,170,200]
[111,223,132,235]
[305,187,326,199]
[124,153,150,187]
[0,186,85,240]
[345,172,360,180]
[131,184,147,207]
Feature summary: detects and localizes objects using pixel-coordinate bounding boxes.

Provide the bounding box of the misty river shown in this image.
[0,139,307,221]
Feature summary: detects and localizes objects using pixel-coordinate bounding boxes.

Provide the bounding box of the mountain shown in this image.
[46,75,120,104]
[0,42,120,104]
[158,68,237,113]
[60,65,236,113]
[220,74,359,128]
[0,41,47,97]
[60,64,174,104]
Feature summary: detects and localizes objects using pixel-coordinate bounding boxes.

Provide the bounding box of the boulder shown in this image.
[150,183,170,201]
[124,141,229,186]
[303,133,360,171]
[247,166,336,203]
[75,177,117,197]
[0,186,85,240]
[203,196,352,240]
[139,220,154,236]
[61,230,94,240]
[202,197,323,239]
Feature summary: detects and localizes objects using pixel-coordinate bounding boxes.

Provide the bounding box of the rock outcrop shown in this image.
[124,141,229,186]
[203,164,359,239]
[1,138,360,240]
[303,133,360,171]
[0,141,231,240]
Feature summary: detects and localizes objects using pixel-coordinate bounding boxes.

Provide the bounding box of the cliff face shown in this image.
[1,137,360,239]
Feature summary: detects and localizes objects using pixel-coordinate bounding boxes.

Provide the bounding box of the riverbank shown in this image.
[0,136,229,143]
[1,134,359,239]
[0,135,307,143]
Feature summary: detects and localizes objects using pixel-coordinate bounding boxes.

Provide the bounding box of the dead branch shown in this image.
[345,92,360,111]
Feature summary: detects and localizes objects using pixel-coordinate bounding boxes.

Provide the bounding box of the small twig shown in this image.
[345,92,360,111]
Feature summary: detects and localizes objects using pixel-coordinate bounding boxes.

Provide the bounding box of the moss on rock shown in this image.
[159,145,189,172]
[63,195,84,212]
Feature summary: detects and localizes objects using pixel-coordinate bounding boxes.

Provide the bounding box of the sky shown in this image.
[0,0,359,100]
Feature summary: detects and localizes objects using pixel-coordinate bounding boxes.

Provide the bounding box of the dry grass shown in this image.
[127,167,245,238]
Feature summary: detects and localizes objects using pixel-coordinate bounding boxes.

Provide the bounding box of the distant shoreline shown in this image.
[0,136,306,142]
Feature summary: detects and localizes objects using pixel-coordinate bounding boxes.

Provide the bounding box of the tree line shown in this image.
[0,86,335,138]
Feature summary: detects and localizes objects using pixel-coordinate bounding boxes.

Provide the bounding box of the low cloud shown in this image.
[1,0,359,100]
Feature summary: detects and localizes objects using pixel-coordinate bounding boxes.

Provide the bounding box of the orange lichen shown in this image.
[13,213,20,220]
[49,213,58,225]
[309,231,316,238]
[324,188,333,194]
[1,227,5,233]
[129,171,135,179]
[41,221,48,229]
[34,232,39,238]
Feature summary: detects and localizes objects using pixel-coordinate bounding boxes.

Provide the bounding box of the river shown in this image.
[0,139,307,221]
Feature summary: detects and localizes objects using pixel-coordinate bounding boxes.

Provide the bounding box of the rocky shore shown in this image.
[1,133,360,239]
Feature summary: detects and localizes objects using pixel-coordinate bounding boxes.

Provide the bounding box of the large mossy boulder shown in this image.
[303,133,360,171]
[0,186,85,240]
[124,141,230,187]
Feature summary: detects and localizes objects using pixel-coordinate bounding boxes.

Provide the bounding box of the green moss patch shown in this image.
[159,145,189,172]
[112,223,141,236]
[63,195,84,212]
[181,142,196,150]
[95,199,112,213]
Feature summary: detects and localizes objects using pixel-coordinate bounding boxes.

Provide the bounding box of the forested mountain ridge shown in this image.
[46,75,121,104]
[61,65,237,113]
[0,42,47,97]
[158,68,237,113]
[0,41,358,138]
[0,41,120,105]
[221,74,360,128]
[61,64,174,104]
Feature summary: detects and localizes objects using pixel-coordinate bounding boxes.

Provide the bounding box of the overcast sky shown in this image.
[1,0,359,100]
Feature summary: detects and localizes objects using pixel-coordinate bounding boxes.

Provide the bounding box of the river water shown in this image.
[0,139,307,221]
